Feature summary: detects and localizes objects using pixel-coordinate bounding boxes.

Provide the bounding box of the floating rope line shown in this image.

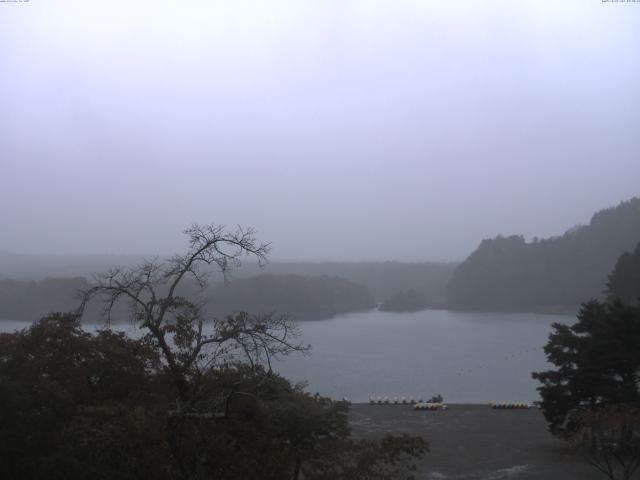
[369,396,420,405]
[489,401,531,409]
[414,402,448,411]
[368,395,446,406]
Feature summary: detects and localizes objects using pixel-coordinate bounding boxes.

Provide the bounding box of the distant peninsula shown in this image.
[207,274,375,320]
[379,289,429,313]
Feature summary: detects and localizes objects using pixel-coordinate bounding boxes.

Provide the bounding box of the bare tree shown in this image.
[78,224,312,479]
[78,223,308,405]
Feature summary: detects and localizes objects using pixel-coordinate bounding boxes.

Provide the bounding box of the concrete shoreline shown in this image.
[349,404,601,480]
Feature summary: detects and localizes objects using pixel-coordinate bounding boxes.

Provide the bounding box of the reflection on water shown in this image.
[0,309,575,403]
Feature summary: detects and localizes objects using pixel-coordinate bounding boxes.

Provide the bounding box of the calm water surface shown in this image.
[0,309,575,403]
[274,309,574,403]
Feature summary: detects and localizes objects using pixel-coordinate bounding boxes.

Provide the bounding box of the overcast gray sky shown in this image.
[1,0,639,261]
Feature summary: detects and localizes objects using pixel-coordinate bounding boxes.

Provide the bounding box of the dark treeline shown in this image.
[4,198,638,317]
[207,274,375,320]
[234,261,457,305]
[0,259,456,321]
[447,197,640,312]
[0,254,457,305]
[0,274,375,322]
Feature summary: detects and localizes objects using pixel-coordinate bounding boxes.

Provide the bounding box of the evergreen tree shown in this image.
[607,242,640,305]
[532,300,640,437]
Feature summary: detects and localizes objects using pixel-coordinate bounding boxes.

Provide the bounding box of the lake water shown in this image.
[0,309,575,404]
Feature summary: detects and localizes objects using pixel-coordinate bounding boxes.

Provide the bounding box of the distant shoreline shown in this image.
[444,305,579,316]
[0,306,577,325]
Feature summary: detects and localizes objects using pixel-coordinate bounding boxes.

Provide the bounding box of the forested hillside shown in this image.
[447,198,640,312]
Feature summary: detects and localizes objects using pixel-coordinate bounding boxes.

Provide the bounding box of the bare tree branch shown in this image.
[76,223,304,406]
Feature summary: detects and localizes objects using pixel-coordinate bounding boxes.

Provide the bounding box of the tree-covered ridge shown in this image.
[607,241,640,305]
[0,254,457,307]
[246,261,456,305]
[0,274,375,322]
[447,197,640,312]
[208,274,375,320]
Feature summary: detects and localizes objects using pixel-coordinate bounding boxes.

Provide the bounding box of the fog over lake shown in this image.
[1,1,639,477]
[0,309,573,404]
[2,1,639,262]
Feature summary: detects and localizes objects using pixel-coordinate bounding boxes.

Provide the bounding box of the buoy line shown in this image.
[489,401,531,409]
[368,396,422,405]
[414,402,448,410]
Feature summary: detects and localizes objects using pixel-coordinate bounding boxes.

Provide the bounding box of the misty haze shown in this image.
[1,2,639,480]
